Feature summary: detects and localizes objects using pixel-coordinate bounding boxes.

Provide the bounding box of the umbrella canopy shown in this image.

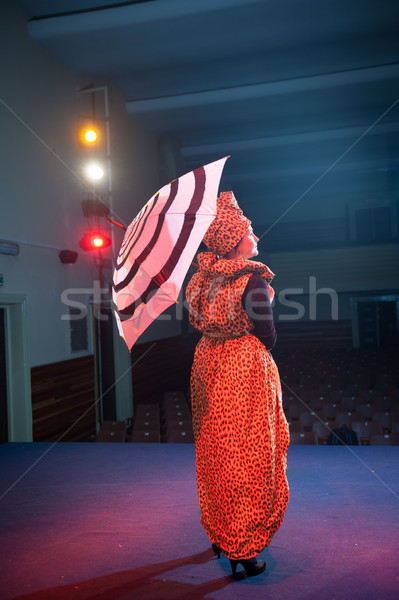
[113,156,229,349]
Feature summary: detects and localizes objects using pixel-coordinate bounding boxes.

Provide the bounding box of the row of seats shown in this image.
[276,346,398,444]
[93,414,399,446]
[94,415,399,446]
[288,415,399,444]
[93,419,128,442]
[283,392,399,445]
[276,346,397,378]
[285,397,398,420]
[92,348,398,445]
[161,392,194,442]
[128,391,194,443]
[290,431,399,445]
[92,392,194,443]
[281,373,397,393]
[284,387,395,407]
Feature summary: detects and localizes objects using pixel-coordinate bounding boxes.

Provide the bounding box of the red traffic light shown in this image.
[79,230,112,252]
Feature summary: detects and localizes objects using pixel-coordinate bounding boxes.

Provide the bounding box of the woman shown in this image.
[186,191,290,579]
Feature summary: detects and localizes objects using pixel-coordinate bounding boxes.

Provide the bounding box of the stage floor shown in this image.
[0,442,398,600]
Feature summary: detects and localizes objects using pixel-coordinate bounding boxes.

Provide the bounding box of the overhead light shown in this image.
[0,240,19,256]
[85,129,97,143]
[85,162,104,181]
[77,124,100,146]
[79,230,112,252]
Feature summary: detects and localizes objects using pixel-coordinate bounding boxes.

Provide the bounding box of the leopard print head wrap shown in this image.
[203,191,251,256]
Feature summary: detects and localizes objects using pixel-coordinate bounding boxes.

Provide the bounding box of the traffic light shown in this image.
[79,230,112,252]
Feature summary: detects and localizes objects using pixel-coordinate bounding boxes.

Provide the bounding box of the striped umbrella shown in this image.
[113,156,229,349]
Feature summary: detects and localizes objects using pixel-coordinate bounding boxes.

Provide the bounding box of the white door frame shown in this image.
[0,294,32,442]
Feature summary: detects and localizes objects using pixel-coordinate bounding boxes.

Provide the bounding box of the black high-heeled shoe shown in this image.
[229,556,266,578]
[211,543,221,558]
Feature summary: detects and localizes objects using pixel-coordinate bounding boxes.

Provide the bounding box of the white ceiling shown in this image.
[19,0,399,228]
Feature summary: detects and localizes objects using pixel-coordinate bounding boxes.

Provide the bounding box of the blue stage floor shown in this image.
[0,442,398,600]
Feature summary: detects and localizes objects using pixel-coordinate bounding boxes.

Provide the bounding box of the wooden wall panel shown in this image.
[31,355,96,442]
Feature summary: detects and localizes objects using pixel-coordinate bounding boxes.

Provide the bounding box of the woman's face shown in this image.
[237,227,259,259]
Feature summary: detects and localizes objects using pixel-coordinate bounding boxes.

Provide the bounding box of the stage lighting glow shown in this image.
[93,236,104,247]
[85,163,104,180]
[77,125,100,146]
[79,230,112,252]
[84,129,97,143]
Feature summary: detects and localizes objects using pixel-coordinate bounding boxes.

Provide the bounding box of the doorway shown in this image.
[0,295,32,441]
[0,308,8,443]
[351,295,399,348]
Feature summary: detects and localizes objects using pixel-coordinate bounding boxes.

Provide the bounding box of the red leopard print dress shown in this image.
[186,252,290,560]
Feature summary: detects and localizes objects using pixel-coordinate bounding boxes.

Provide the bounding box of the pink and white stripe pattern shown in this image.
[113,156,229,349]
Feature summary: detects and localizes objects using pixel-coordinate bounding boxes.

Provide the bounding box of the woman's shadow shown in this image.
[10,546,304,600]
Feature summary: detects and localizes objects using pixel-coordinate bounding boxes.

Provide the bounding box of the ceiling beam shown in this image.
[28,0,262,37]
[181,122,399,158]
[126,64,399,115]
[183,157,398,181]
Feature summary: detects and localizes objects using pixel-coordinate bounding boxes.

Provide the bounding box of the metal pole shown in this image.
[103,85,115,256]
